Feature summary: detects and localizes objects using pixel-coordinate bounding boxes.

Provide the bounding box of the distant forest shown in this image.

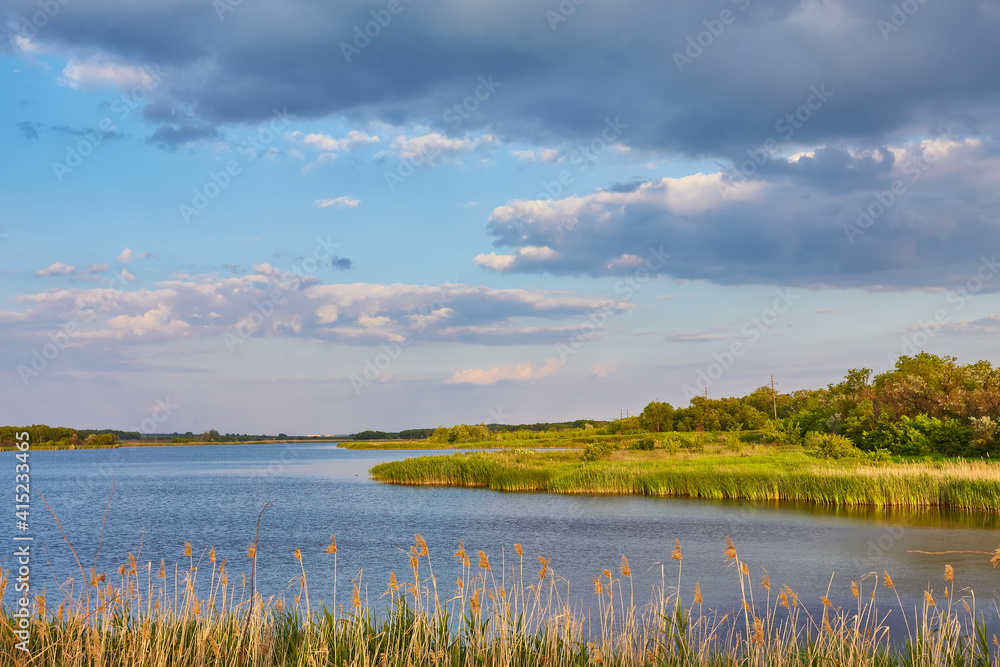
[5,354,998,456]
[0,427,293,449]
[396,354,1000,458]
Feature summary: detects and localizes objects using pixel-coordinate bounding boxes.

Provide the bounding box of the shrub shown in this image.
[582,442,616,461]
[660,434,681,454]
[804,431,864,459]
[720,434,743,452]
[865,447,893,463]
[630,438,656,451]
[680,434,706,452]
[864,415,973,457]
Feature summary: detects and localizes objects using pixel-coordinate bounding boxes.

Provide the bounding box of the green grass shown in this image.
[369,444,1000,511]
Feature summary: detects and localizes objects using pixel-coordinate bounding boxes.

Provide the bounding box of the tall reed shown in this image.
[2,534,998,666]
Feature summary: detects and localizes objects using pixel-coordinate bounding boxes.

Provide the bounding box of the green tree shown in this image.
[639,401,675,432]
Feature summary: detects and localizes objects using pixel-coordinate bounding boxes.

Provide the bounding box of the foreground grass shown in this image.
[3,534,999,666]
[369,444,1000,511]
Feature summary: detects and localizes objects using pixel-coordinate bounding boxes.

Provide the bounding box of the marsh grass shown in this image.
[371,447,1000,511]
[2,532,998,666]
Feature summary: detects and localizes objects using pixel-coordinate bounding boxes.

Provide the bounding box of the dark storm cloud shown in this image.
[7,0,998,291]
[477,138,1000,290]
[4,0,998,155]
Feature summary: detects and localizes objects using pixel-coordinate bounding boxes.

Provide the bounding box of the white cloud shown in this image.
[303,130,379,153]
[59,58,156,90]
[35,262,75,277]
[489,174,764,238]
[101,305,192,341]
[445,359,564,385]
[7,267,629,350]
[473,253,516,271]
[593,362,618,378]
[606,254,645,270]
[357,315,392,329]
[392,132,496,163]
[120,269,137,283]
[316,305,339,324]
[407,307,454,329]
[117,247,150,264]
[11,35,35,53]
[298,131,380,173]
[316,196,360,208]
[509,148,561,163]
[474,246,557,272]
[518,246,557,261]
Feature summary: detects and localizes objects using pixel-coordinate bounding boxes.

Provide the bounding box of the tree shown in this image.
[640,401,675,433]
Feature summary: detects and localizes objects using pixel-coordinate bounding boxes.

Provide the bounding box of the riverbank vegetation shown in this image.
[0,425,128,450]
[351,353,1000,459]
[370,440,1000,511]
[3,532,998,666]
[0,426,307,450]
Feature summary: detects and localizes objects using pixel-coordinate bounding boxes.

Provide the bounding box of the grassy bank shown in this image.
[3,534,998,666]
[369,445,1000,511]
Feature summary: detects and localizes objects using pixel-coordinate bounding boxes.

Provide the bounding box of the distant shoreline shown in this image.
[0,438,539,452]
[0,438,339,451]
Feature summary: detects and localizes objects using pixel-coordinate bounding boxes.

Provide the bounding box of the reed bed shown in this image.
[2,534,999,666]
[370,450,1000,511]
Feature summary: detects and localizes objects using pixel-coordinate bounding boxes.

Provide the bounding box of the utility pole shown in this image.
[770,375,778,420]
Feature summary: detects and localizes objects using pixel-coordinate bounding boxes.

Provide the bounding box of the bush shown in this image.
[680,433,706,452]
[582,443,617,461]
[660,435,681,454]
[630,438,656,451]
[864,416,973,457]
[804,432,864,459]
[720,434,743,452]
[865,447,893,463]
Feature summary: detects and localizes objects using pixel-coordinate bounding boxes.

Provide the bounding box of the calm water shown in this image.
[4,442,1000,632]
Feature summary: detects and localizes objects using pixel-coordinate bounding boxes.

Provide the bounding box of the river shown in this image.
[5,442,999,635]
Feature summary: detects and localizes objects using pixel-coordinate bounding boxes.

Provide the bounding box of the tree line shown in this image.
[420,354,1000,456]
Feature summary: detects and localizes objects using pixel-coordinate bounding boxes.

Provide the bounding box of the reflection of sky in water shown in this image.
[5,442,1000,639]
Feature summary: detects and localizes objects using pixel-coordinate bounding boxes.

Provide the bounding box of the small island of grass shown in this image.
[369,353,1000,512]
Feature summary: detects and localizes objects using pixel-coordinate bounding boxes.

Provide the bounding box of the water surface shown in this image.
[4,442,998,633]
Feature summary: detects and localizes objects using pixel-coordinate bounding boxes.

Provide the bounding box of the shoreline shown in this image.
[0,438,339,451]
[369,447,1000,512]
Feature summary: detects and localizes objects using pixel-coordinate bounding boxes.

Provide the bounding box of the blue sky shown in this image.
[2,0,999,434]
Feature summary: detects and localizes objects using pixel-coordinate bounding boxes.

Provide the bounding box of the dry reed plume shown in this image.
[3,527,1000,666]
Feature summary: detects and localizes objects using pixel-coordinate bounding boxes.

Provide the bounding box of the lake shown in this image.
[5,442,999,633]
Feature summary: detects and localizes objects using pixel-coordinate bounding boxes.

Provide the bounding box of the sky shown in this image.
[1,0,999,435]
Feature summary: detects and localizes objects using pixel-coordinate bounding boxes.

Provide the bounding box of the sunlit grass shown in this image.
[370,445,1000,511]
